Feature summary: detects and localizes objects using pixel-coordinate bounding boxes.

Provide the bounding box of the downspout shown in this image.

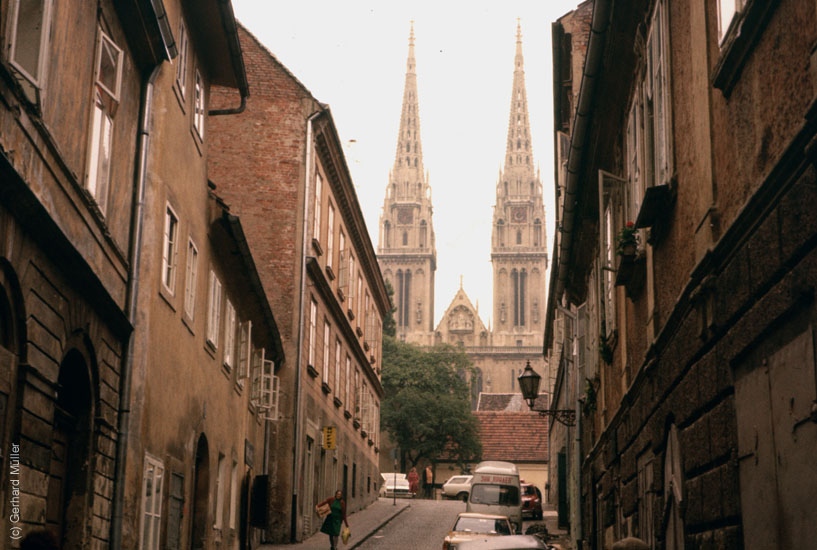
[110,62,162,550]
[291,108,324,542]
[209,0,249,117]
[554,0,611,300]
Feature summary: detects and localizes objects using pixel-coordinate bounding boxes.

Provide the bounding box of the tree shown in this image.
[381,336,482,470]
[382,279,396,337]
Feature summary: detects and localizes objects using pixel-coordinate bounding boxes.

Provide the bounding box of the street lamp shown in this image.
[517,360,576,426]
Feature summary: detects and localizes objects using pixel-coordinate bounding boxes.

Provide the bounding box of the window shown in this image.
[166,472,184,549]
[663,424,684,550]
[345,355,351,406]
[193,69,205,139]
[322,318,330,384]
[419,220,427,248]
[645,1,671,190]
[175,21,188,98]
[512,269,526,327]
[86,28,123,214]
[396,270,411,327]
[183,239,198,318]
[308,298,317,367]
[7,0,53,97]
[229,460,238,529]
[516,230,522,245]
[161,205,179,294]
[717,0,745,44]
[237,320,252,388]
[357,274,363,322]
[363,292,370,339]
[334,339,342,394]
[598,171,626,337]
[214,454,225,529]
[327,204,335,270]
[637,451,655,547]
[313,172,323,243]
[402,231,408,246]
[223,300,236,369]
[534,220,542,247]
[206,270,222,347]
[140,454,164,550]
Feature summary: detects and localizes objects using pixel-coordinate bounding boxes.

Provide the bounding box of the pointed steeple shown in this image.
[501,18,535,197]
[393,20,425,187]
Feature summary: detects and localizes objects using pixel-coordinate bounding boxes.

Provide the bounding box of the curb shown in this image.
[348,503,411,549]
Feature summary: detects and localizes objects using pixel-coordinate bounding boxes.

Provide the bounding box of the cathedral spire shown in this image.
[393,21,425,184]
[503,19,534,193]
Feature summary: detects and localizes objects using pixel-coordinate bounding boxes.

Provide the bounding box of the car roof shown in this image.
[458,535,548,549]
[456,512,510,521]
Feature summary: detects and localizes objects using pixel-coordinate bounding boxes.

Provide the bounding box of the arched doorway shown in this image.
[190,434,210,550]
[48,349,94,548]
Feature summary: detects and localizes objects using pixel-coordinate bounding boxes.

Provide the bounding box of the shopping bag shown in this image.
[342,526,351,545]
[316,503,331,518]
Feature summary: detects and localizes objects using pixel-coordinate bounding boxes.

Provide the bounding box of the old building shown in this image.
[546,1,817,549]
[377,23,437,347]
[208,24,388,543]
[432,22,548,402]
[0,0,175,547]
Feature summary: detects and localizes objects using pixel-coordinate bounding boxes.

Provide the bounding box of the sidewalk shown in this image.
[541,505,571,550]
[259,498,411,550]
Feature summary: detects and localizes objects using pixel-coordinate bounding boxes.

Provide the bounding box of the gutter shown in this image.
[553,0,611,304]
[291,108,324,542]
[209,0,249,116]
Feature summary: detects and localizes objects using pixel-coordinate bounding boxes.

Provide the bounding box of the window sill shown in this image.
[325,265,335,280]
[337,288,346,302]
[334,397,343,408]
[159,284,177,312]
[204,340,216,359]
[312,238,323,256]
[344,410,352,420]
[363,341,370,351]
[615,252,646,298]
[356,326,363,337]
[190,127,204,157]
[368,438,374,447]
[321,382,331,395]
[306,364,319,378]
[712,0,779,97]
[360,429,367,439]
[172,83,187,114]
[347,309,355,321]
[182,313,195,336]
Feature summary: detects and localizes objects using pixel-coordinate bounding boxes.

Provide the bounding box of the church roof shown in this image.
[476,392,549,412]
[434,284,488,334]
[474,411,548,463]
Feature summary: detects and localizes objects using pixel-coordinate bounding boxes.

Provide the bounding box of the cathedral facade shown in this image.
[378,23,548,400]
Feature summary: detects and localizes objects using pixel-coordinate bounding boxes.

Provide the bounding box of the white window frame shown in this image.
[161,204,179,294]
[175,20,188,99]
[194,69,205,139]
[327,203,335,269]
[308,298,317,367]
[322,318,331,384]
[717,0,746,45]
[183,238,198,319]
[645,0,672,190]
[345,355,351,407]
[237,320,252,388]
[223,300,236,369]
[313,171,323,243]
[139,453,164,550]
[7,0,53,92]
[207,270,222,348]
[95,28,123,101]
[598,171,626,338]
[334,338,342,394]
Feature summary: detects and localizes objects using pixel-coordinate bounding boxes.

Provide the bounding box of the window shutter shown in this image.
[238,320,252,384]
[269,374,280,421]
[259,355,274,416]
[250,348,262,405]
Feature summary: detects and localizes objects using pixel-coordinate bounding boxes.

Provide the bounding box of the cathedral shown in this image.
[378,22,548,401]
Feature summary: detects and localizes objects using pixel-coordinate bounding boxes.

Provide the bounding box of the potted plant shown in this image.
[617,221,638,256]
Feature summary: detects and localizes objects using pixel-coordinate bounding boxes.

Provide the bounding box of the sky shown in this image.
[231,1,582,328]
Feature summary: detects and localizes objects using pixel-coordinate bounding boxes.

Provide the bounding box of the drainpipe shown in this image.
[291,108,324,542]
[110,62,162,550]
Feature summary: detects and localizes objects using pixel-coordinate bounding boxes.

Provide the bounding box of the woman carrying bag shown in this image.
[316,490,350,549]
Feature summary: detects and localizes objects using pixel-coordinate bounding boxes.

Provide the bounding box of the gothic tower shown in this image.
[491,21,548,347]
[378,22,436,346]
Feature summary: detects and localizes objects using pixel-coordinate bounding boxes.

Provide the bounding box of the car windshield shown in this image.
[448,477,468,484]
[522,486,536,496]
[470,484,520,506]
[453,517,511,535]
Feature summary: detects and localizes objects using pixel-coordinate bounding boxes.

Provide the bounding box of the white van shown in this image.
[466,461,522,532]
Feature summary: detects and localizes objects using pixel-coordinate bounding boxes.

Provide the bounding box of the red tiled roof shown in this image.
[474,411,548,463]
[476,393,549,412]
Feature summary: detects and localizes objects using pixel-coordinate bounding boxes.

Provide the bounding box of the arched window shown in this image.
[504,182,509,195]
[516,230,522,245]
[414,158,417,167]
[402,231,408,246]
[512,269,526,327]
[664,423,684,550]
[396,270,404,327]
[406,143,410,152]
[534,219,542,247]
[497,220,505,247]
[384,221,391,248]
[419,220,427,248]
[402,270,411,326]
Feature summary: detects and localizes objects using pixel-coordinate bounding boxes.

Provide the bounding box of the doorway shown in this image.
[190,435,210,550]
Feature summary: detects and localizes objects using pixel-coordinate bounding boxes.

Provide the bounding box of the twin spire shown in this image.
[503,17,534,184]
[393,20,425,184]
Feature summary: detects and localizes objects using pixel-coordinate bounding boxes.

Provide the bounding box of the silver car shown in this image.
[442,475,473,501]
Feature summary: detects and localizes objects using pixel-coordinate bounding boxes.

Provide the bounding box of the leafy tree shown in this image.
[382,280,396,337]
[381,336,482,470]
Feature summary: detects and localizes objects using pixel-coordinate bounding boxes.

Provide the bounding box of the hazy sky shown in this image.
[231,1,582,327]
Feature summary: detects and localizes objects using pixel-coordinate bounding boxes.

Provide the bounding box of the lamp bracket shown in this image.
[533,408,576,427]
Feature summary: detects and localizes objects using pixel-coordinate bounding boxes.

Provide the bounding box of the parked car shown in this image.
[457,535,551,550]
[520,483,543,520]
[442,475,473,501]
[379,473,412,498]
[442,512,513,550]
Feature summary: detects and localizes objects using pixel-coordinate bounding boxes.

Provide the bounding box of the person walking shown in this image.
[316,490,349,550]
[423,465,433,499]
[407,466,419,496]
